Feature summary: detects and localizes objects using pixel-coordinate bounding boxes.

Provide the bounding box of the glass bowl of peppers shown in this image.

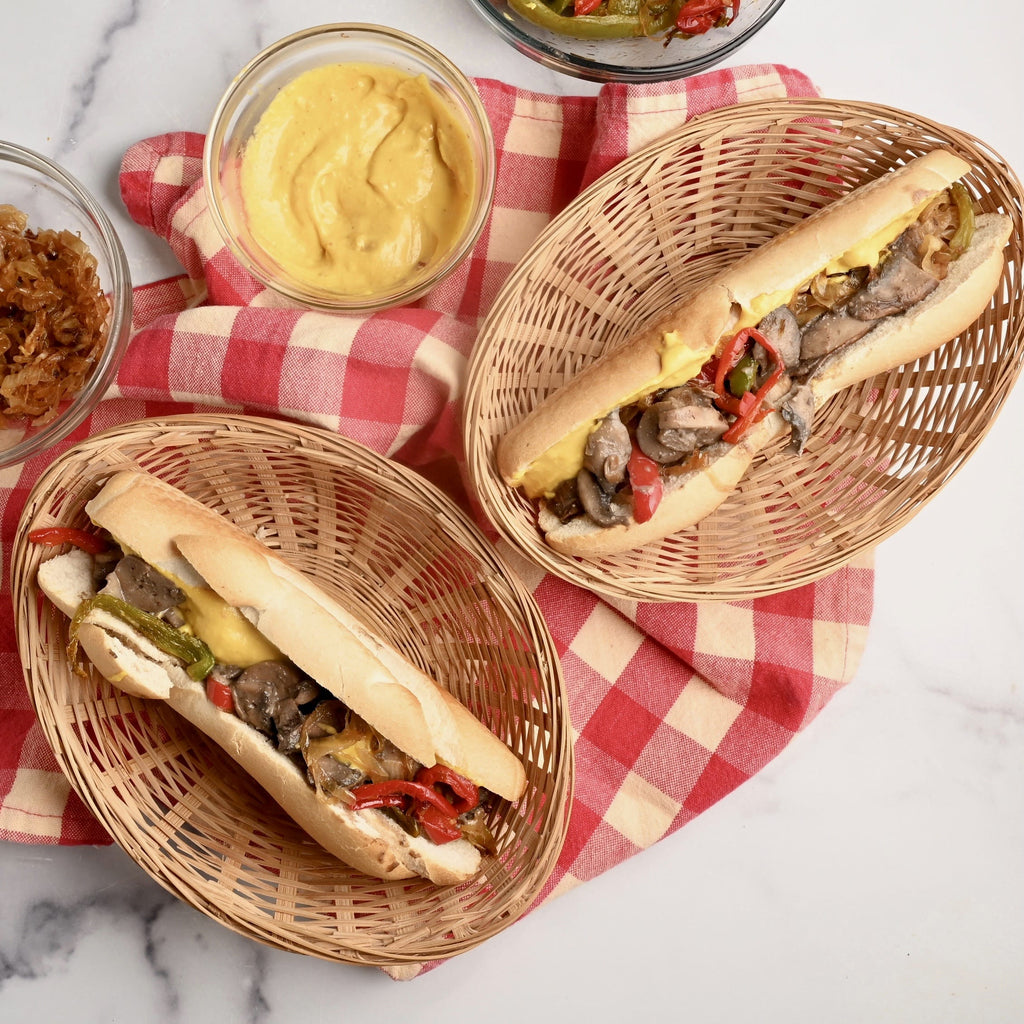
[466,0,788,83]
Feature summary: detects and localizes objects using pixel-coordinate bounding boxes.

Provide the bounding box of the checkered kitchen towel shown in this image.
[0,67,873,908]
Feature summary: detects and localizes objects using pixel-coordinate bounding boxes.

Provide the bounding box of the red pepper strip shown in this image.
[415,802,463,845]
[415,764,479,814]
[676,0,740,33]
[205,676,235,713]
[713,327,764,414]
[575,0,602,13]
[28,526,108,555]
[627,448,664,524]
[346,779,461,818]
[343,789,408,812]
[721,361,786,444]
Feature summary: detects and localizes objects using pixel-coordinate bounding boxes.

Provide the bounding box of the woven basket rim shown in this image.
[463,96,1024,602]
[12,413,573,966]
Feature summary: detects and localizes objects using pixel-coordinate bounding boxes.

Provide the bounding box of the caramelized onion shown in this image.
[0,204,110,425]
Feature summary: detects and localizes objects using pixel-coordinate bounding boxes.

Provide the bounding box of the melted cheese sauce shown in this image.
[239,62,477,296]
[178,582,282,667]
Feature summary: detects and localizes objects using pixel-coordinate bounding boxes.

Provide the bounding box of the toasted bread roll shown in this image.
[37,470,529,883]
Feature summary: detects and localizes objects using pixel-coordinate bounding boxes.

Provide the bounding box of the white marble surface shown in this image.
[2,1,1023,1020]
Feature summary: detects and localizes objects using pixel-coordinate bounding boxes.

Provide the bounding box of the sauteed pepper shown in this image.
[949,182,976,258]
[673,0,739,35]
[68,593,216,682]
[346,764,483,845]
[507,0,731,39]
[627,448,663,523]
[712,326,785,444]
[28,526,108,555]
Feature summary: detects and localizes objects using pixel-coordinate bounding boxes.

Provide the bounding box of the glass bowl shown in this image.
[0,141,132,469]
[467,0,788,83]
[204,24,496,314]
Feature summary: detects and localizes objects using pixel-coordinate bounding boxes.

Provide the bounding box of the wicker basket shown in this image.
[464,98,1024,602]
[11,415,571,967]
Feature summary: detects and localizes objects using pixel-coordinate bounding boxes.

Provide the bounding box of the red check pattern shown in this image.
[0,66,874,944]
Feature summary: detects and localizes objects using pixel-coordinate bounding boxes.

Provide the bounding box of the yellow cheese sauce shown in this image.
[514,201,934,499]
[515,340,711,498]
[178,582,282,668]
[239,62,477,296]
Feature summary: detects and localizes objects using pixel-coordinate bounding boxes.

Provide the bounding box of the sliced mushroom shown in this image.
[636,405,681,463]
[113,554,185,616]
[888,222,928,266]
[576,469,630,527]
[273,698,307,754]
[231,660,320,741]
[636,387,727,463]
[799,309,877,363]
[754,305,802,369]
[310,754,366,795]
[779,384,816,453]
[845,254,939,321]
[583,411,631,486]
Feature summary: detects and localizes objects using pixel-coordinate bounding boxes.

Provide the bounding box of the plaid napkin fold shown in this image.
[0,65,873,917]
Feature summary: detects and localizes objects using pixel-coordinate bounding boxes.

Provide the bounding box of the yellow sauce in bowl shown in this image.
[239,62,477,297]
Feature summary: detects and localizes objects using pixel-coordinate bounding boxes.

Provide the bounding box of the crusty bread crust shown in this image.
[542,211,1011,557]
[86,470,527,803]
[498,151,973,492]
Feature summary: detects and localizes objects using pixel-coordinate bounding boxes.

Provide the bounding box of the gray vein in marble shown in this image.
[0,886,173,1000]
[59,0,140,158]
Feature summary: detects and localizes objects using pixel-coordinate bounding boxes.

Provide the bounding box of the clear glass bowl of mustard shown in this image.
[204,24,497,314]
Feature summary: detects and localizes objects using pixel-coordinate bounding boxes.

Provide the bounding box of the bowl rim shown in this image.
[202,22,497,314]
[0,140,133,468]
[466,0,789,83]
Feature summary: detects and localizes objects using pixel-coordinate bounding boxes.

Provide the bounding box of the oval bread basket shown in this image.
[11,415,572,968]
[464,98,1024,602]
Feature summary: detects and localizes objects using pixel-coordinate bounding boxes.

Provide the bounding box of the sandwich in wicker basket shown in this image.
[464,98,1024,602]
[12,414,572,967]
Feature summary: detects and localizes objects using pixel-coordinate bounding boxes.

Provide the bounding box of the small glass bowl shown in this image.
[204,24,496,314]
[0,141,132,469]
[467,0,788,83]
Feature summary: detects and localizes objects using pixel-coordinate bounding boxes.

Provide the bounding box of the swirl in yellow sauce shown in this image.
[239,62,476,296]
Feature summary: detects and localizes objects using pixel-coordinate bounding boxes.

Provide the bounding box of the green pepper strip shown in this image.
[508,0,679,39]
[949,182,976,259]
[69,593,216,682]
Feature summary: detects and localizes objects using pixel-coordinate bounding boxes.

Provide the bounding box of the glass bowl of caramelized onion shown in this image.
[467,0,788,83]
[0,141,132,469]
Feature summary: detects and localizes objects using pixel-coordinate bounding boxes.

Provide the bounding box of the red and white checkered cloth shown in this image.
[0,66,873,914]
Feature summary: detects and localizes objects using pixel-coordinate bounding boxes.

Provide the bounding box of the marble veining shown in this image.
[57,1,142,161]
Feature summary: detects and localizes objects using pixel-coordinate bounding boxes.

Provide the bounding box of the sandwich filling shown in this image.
[65,545,498,853]
[540,182,976,532]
